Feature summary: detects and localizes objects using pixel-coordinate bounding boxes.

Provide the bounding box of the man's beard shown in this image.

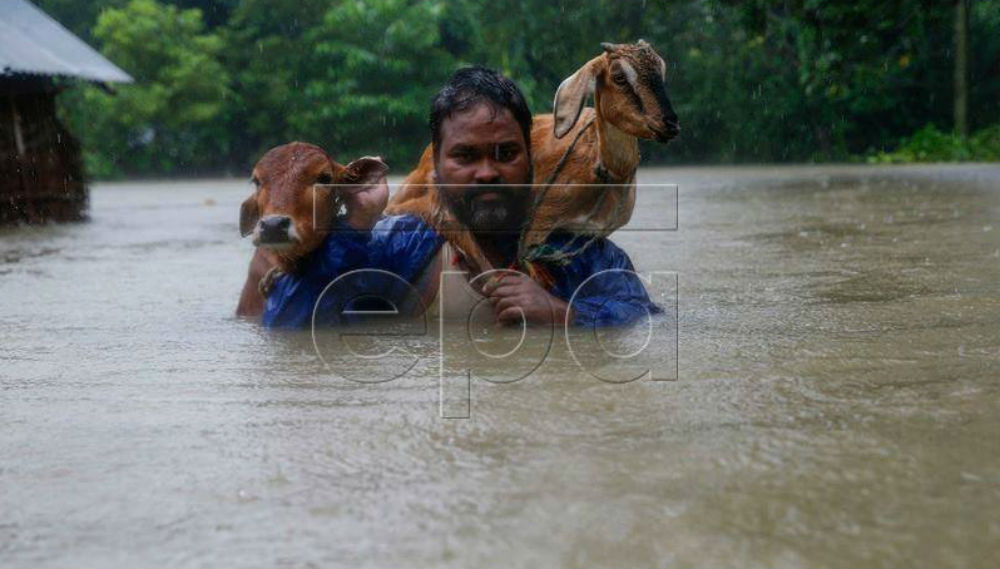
[436,174,532,235]
[457,186,528,233]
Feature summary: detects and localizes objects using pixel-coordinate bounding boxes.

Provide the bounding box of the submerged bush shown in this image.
[970,125,1000,160]
[869,124,1000,163]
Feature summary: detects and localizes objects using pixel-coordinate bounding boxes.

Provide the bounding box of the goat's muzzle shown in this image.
[654,121,681,143]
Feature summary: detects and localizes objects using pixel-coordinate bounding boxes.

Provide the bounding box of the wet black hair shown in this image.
[429,66,533,156]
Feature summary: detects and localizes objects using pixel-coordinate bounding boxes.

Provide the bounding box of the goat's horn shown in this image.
[600,42,616,53]
[637,38,649,46]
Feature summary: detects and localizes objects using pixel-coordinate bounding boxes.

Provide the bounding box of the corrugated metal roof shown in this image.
[0,0,133,83]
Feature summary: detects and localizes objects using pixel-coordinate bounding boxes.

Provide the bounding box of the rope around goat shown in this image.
[515,115,636,281]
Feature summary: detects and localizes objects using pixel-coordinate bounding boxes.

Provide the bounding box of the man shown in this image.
[262,67,658,328]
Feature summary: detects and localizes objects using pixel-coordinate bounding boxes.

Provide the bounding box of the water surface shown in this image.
[1,164,998,567]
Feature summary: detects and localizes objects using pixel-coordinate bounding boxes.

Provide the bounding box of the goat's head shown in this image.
[553,39,680,143]
[240,142,387,263]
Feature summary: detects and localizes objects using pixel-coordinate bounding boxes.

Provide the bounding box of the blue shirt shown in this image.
[262,214,660,328]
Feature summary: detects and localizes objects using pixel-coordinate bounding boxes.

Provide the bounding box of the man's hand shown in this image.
[337,156,390,231]
[483,273,573,325]
[339,174,389,230]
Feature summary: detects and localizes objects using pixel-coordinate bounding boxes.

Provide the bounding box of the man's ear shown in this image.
[341,156,389,185]
[239,196,259,237]
[553,60,597,139]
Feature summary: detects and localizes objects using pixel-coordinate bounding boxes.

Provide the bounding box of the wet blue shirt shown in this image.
[262,214,660,328]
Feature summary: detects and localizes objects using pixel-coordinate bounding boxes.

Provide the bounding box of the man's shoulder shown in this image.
[314,214,439,250]
[369,214,444,256]
[544,232,634,271]
[371,213,435,234]
[297,214,443,276]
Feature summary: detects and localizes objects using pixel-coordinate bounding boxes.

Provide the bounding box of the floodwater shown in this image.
[1,164,999,568]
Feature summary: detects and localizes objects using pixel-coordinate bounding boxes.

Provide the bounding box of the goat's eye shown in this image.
[251,177,261,188]
[316,173,333,185]
[612,73,628,86]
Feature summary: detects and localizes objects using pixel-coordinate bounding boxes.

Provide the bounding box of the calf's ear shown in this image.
[239,196,259,237]
[341,156,389,185]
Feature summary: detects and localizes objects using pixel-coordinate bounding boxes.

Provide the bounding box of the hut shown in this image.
[0,0,132,224]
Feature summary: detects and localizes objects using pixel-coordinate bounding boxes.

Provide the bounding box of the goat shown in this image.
[235,142,387,317]
[385,40,679,274]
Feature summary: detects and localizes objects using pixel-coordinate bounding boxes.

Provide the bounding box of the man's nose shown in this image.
[473,158,501,183]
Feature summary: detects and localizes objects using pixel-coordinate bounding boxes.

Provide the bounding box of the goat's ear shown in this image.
[342,156,389,184]
[553,63,595,139]
[239,196,259,237]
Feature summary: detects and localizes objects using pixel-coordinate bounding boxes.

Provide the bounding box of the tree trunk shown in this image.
[954,0,969,137]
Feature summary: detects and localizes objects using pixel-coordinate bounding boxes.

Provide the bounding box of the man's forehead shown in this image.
[441,103,523,145]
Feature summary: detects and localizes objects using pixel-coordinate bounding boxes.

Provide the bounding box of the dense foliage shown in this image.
[869,124,1000,163]
[39,0,1000,178]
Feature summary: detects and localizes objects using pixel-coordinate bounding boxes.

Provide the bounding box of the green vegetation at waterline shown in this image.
[869,124,1000,164]
[39,0,1000,178]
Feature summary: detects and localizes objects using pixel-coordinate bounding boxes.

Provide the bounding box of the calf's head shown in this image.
[553,39,680,143]
[239,142,387,264]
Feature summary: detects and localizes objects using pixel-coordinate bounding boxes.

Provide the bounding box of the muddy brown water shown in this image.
[1,164,998,568]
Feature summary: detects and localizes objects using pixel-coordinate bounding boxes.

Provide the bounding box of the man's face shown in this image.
[434,103,531,234]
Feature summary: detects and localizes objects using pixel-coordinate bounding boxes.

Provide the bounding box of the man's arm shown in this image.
[551,238,662,327]
[261,222,376,328]
[260,175,389,328]
[482,238,659,327]
[262,216,444,328]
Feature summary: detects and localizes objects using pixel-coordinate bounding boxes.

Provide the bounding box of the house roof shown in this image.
[0,0,133,83]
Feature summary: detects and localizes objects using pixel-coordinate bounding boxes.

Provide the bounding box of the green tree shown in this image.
[61,0,232,177]
[291,0,474,167]
[220,0,332,167]
[46,0,999,176]
[650,0,959,162]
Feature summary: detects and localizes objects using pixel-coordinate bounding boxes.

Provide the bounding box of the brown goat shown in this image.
[235,142,387,317]
[386,40,678,273]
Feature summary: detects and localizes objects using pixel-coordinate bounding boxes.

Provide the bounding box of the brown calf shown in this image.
[235,142,387,317]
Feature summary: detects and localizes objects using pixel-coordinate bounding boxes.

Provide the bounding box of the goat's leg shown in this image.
[441,226,490,274]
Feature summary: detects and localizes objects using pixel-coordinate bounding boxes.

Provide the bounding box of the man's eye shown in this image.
[452,150,476,163]
[496,146,518,162]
